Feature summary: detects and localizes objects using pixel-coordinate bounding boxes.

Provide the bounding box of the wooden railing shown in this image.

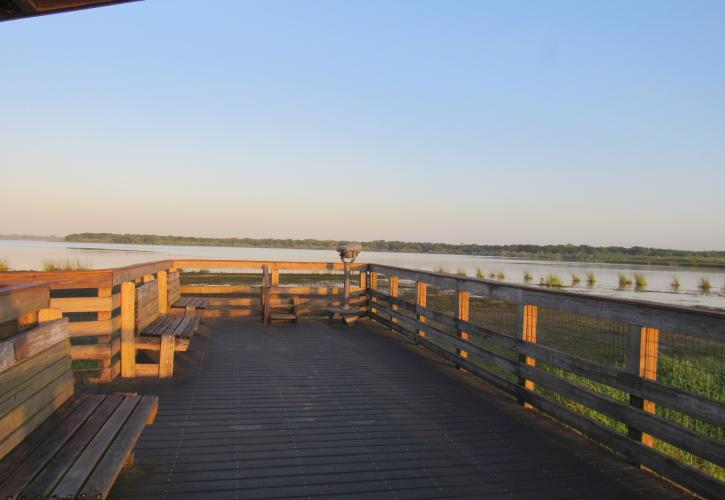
[365,263,725,498]
[0,261,173,383]
[174,260,368,318]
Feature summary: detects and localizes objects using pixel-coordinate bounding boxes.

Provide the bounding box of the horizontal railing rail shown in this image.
[366,264,725,498]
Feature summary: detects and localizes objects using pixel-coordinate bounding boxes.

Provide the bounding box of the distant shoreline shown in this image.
[61,233,725,269]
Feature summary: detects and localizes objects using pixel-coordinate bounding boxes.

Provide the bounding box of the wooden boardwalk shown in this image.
[103,319,687,499]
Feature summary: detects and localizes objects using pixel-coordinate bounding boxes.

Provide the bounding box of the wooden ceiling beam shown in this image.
[0,0,139,21]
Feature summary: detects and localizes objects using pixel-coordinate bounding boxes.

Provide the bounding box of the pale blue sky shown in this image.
[1,0,723,249]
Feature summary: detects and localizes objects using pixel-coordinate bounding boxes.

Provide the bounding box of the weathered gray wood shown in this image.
[51,396,139,497]
[521,388,725,499]
[371,288,725,429]
[21,395,121,497]
[368,264,725,341]
[517,362,725,467]
[81,396,157,499]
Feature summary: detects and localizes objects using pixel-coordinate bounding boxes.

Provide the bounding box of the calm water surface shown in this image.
[1,240,724,310]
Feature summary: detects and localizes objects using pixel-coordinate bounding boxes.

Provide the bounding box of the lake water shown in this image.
[1,239,724,310]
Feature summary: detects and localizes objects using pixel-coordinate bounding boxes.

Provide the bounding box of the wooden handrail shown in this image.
[365,268,725,499]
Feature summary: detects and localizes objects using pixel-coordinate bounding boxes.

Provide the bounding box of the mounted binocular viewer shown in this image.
[337,243,362,262]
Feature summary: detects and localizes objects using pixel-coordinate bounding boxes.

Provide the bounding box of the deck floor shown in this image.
[102,318,686,499]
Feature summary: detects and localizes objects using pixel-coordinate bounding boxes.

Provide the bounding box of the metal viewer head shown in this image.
[337,243,362,262]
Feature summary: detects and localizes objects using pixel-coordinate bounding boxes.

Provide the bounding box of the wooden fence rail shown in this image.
[365,264,725,498]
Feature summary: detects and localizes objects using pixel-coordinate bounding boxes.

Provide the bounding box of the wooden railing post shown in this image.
[359,269,367,291]
[456,290,470,366]
[627,325,660,448]
[120,282,136,378]
[416,281,427,341]
[389,276,399,329]
[517,304,538,408]
[369,272,378,315]
[157,270,168,314]
[271,269,280,286]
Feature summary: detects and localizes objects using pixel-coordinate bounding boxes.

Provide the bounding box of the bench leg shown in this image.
[185,305,196,316]
[124,451,135,468]
[159,331,175,378]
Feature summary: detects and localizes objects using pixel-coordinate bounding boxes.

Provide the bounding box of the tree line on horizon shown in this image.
[64,233,725,268]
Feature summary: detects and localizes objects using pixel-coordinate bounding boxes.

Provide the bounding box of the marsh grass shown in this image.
[618,273,633,288]
[433,266,448,274]
[545,274,564,288]
[670,276,681,290]
[523,270,533,282]
[698,277,712,292]
[0,259,9,272]
[42,259,89,272]
[489,272,496,279]
[475,267,484,279]
[634,273,648,289]
[586,272,596,285]
[455,268,467,277]
[496,271,506,280]
[570,273,581,285]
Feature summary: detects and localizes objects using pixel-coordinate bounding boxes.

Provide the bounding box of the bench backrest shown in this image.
[136,280,160,333]
[168,271,181,306]
[0,317,72,460]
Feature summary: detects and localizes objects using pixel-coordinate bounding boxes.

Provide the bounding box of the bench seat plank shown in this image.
[140,314,199,340]
[171,297,208,309]
[22,395,123,497]
[52,395,155,499]
[0,394,90,488]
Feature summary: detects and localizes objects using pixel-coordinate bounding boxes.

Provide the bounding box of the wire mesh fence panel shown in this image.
[374,273,390,295]
[180,268,263,286]
[536,307,629,369]
[398,279,417,303]
[468,296,517,337]
[278,270,354,288]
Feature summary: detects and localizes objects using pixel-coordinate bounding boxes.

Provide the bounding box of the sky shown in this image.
[1,0,724,250]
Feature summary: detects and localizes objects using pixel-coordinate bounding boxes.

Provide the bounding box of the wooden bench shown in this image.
[122,276,199,378]
[0,307,157,499]
[166,269,208,315]
[170,296,208,315]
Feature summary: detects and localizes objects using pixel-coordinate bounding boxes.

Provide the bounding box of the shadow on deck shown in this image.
[98,318,686,499]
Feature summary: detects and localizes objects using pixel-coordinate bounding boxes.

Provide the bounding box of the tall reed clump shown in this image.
[634,273,648,289]
[456,268,467,277]
[670,276,681,290]
[545,274,564,288]
[42,259,89,272]
[496,271,506,280]
[570,273,581,285]
[698,277,712,292]
[0,259,9,272]
[434,266,448,274]
[618,273,632,288]
[586,272,596,285]
[475,267,484,279]
[523,270,533,282]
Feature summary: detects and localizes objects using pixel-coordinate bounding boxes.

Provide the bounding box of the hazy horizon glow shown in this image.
[1,1,724,250]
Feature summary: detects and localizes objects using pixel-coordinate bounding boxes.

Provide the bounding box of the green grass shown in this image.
[455,268,467,276]
[475,267,484,279]
[670,276,681,290]
[618,273,632,288]
[698,277,712,292]
[545,274,564,288]
[586,272,596,285]
[634,273,648,289]
[0,259,9,272]
[523,270,533,282]
[570,273,581,285]
[42,259,90,272]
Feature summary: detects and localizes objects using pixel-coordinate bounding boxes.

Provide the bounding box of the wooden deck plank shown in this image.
[106,318,686,499]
